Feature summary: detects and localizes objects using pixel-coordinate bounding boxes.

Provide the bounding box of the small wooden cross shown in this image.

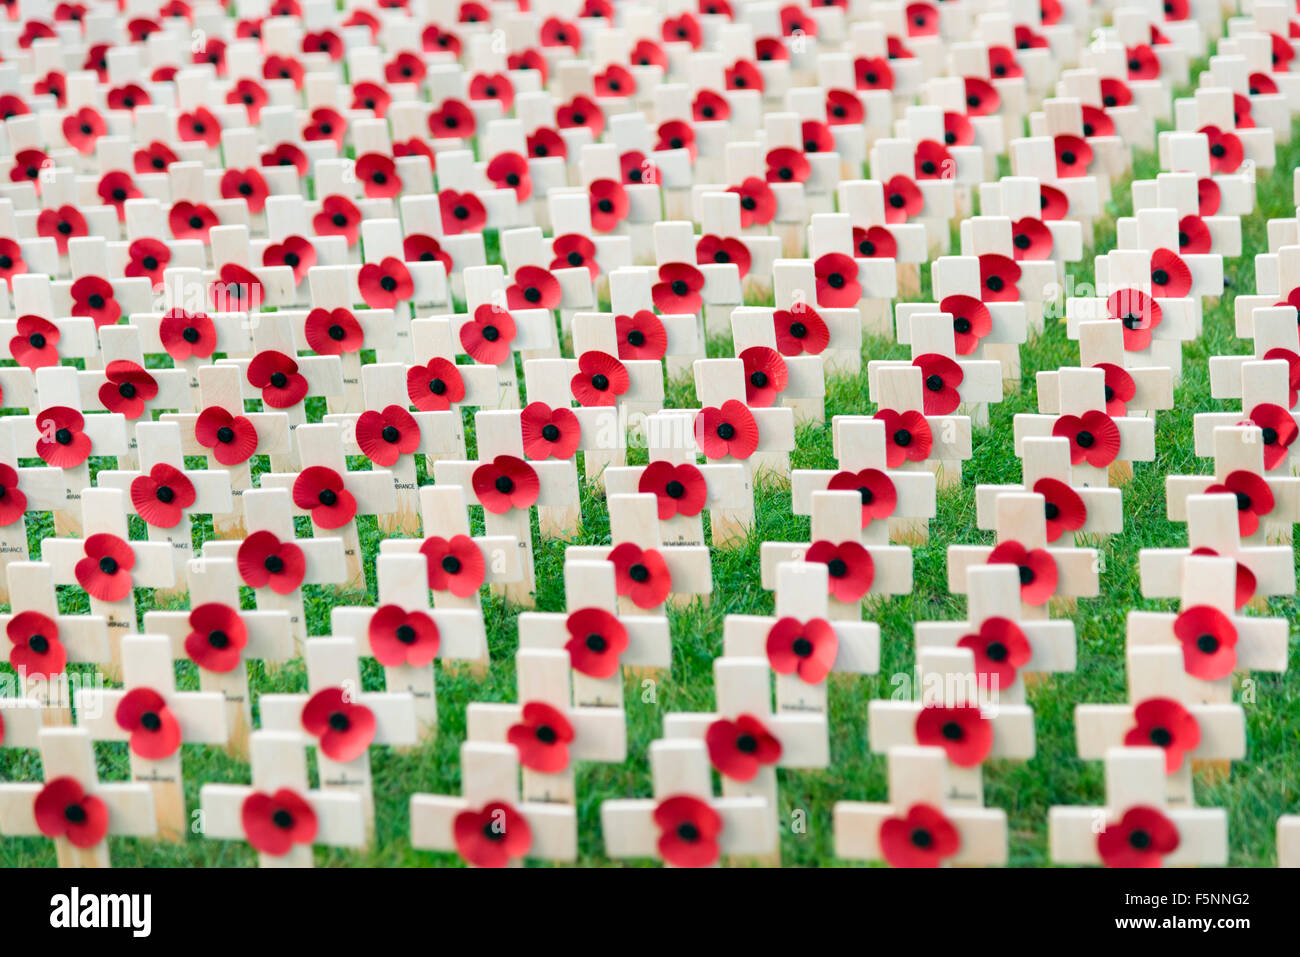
[0,419,65,599]
[868,363,974,488]
[729,305,828,426]
[1057,318,1176,418]
[916,246,1029,380]
[408,313,505,462]
[0,274,98,369]
[450,264,557,407]
[0,727,155,868]
[607,262,704,381]
[74,634,227,842]
[1207,304,1300,419]
[300,264,399,414]
[692,357,797,480]
[199,730,367,868]
[1201,355,1299,481]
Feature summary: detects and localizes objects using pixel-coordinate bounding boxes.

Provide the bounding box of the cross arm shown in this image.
[200,783,366,848]
[1049,806,1228,865]
[600,796,771,861]
[259,691,419,747]
[1075,703,1246,761]
[467,702,628,763]
[330,606,488,661]
[833,802,1008,864]
[142,608,294,663]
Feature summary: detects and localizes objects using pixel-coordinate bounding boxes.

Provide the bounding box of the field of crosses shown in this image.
[0,0,1298,870]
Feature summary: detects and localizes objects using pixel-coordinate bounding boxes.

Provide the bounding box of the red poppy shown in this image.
[8,611,65,678]
[1245,403,1298,470]
[854,56,894,92]
[407,358,466,413]
[1249,71,1279,96]
[610,310,664,360]
[805,539,875,602]
[66,277,119,330]
[738,346,788,407]
[19,20,57,50]
[293,466,357,530]
[913,353,963,415]
[1233,94,1254,130]
[1126,44,1160,80]
[184,603,247,673]
[987,540,1058,605]
[313,195,362,246]
[780,2,814,33]
[453,800,533,867]
[381,50,424,86]
[0,463,24,526]
[556,95,604,138]
[662,11,703,46]
[726,59,765,93]
[351,82,392,118]
[1174,214,1212,254]
[35,406,91,467]
[262,236,315,286]
[97,172,141,221]
[729,177,777,228]
[826,89,865,126]
[420,534,486,599]
[905,1,939,35]
[770,305,827,356]
[705,714,782,782]
[459,304,516,366]
[233,16,261,40]
[1029,477,1086,543]
[516,403,580,462]
[469,72,515,111]
[168,200,218,241]
[34,778,108,849]
[178,106,221,148]
[354,405,419,467]
[1096,78,1130,112]
[0,237,25,287]
[10,148,48,192]
[639,461,708,519]
[763,147,810,188]
[37,205,87,255]
[211,263,264,313]
[247,350,309,409]
[479,153,530,204]
[74,532,135,601]
[438,189,487,236]
[629,38,667,69]
[881,175,924,225]
[502,267,559,313]
[191,35,225,74]
[915,703,993,767]
[1052,409,1121,468]
[473,455,540,514]
[62,107,105,155]
[301,110,345,148]
[581,179,628,234]
[10,316,59,369]
[1163,0,1189,18]
[609,542,672,608]
[113,687,181,760]
[963,77,1000,117]
[236,531,306,595]
[356,257,414,310]
[507,702,575,774]
[879,803,960,867]
[875,408,933,466]
[1007,217,1051,261]
[241,788,318,856]
[262,142,309,176]
[571,351,630,408]
[34,72,66,107]
[852,226,896,260]
[652,262,705,314]
[1107,288,1162,352]
[652,795,721,867]
[1090,362,1135,419]
[427,99,477,141]
[812,253,860,307]
[693,89,731,122]
[1122,697,1201,773]
[800,122,834,158]
[958,616,1032,692]
[194,406,258,465]
[563,606,629,678]
[302,29,343,59]
[1150,248,1192,298]
[585,65,632,104]
[1205,470,1275,538]
[129,463,195,529]
[700,0,734,13]
[978,253,1021,303]
[756,37,790,62]
[300,308,360,358]
[404,234,453,274]
[300,686,376,763]
[943,112,975,149]
[988,45,1023,80]
[1200,125,1244,174]
[349,153,400,200]
[527,127,568,161]
[827,468,897,528]
[263,54,304,90]
[422,23,462,54]
[545,236,597,282]
[537,13,579,50]
[1097,805,1180,868]
[933,295,990,356]
[1081,105,1115,139]
[695,400,760,459]
[1055,134,1093,178]
[913,140,953,183]
[766,616,838,683]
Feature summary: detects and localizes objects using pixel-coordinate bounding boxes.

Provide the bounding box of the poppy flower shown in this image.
[62,106,105,155]
[381,50,424,87]
[1150,248,1192,298]
[882,175,924,225]
[1200,125,1244,174]
[1173,603,1240,681]
[0,237,25,286]
[1245,403,1298,470]
[693,89,731,122]
[8,611,65,678]
[1094,78,1129,112]
[571,351,630,408]
[695,400,760,459]
[765,616,838,683]
[933,295,990,356]
[729,177,778,227]
[350,81,392,118]
[191,407,257,467]
[35,406,92,467]
[913,354,963,415]
[958,616,1032,692]
[1175,214,1212,254]
[943,111,975,148]
[780,2,814,33]
[113,687,182,760]
[1123,697,1201,773]
[37,205,87,255]
[963,77,1000,117]
[813,253,862,307]
[262,142,309,176]
[586,65,634,105]
[1107,288,1162,352]
[313,195,362,246]
[988,45,1023,80]
[756,36,790,62]
[915,704,993,767]
[263,54,304,90]
[34,778,108,849]
[67,278,121,331]
[879,803,960,867]
[300,308,360,358]
[34,72,66,107]
[473,455,541,514]
[168,200,218,241]
[582,0,614,14]
[652,262,705,314]
[300,686,376,763]
[584,179,629,235]
[247,350,309,409]
[74,532,135,601]
[978,253,1021,303]
[407,358,466,413]
[639,461,708,519]
[453,800,533,867]
[178,106,221,148]
[1089,362,1136,419]
[507,701,575,774]
[97,171,141,221]
[469,72,516,112]
[518,402,580,462]
[827,468,897,528]
[913,140,953,182]
[129,463,195,529]
[550,235,599,281]
[241,788,318,856]
[356,405,420,467]
[262,236,315,286]
[1162,0,1189,18]
[662,11,702,46]
[605,312,666,365]
[1080,105,1116,139]
[556,95,604,138]
[422,23,461,53]
[801,121,835,158]
[1028,477,1086,544]
[1052,409,1120,468]
[10,147,48,192]
[403,235,452,276]
[1055,134,1093,178]
[0,463,25,527]
[292,466,357,530]
[905,1,939,35]
[356,257,413,309]
[772,305,828,356]
[854,56,894,91]
[1009,217,1052,261]
[9,315,60,369]
[234,16,261,40]
[652,795,722,868]
[302,107,346,147]
[438,189,487,236]
[133,141,178,177]
[458,304,516,366]
[1194,547,1256,610]
[629,38,667,69]
[1097,805,1180,868]
[706,714,782,782]
[609,542,672,608]
[480,153,531,203]
[344,154,399,201]
[527,127,568,160]
[766,147,811,185]
[211,263,264,313]
[853,226,897,260]
[420,534,486,599]
[1234,93,1254,130]
[1126,44,1160,80]
[222,78,267,126]
[726,59,765,93]
[563,606,629,678]
[987,540,1058,605]
[875,408,933,467]
[237,531,306,595]
[737,346,787,407]
[805,539,875,602]
[537,13,579,50]
[502,267,559,313]
[184,603,247,674]
[826,89,865,125]
[1205,470,1275,538]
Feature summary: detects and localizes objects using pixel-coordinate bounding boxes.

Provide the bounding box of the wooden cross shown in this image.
[301,264,399,414]
[692,357,797,480]
[868,363,974,488]
[918,242,1030,380]
[199,730,367,868]
[1208,305,1300,430]
[804,211,901,336]
[729,305,828,426]
[768,260,864,376]
[408,313,505,462]
[1053,318,1176,418]
[653,216,742,344]
[1128,169,1241,257]
[833,746,1009,866]
[450,264,557,408]
[161,363,292,539]
[0,274,97,369]
[1202,353,1299,478]
[259,421,398,590]
[948,491,1100,620]
[409,741,577,867]
[607,261,704,381]
[1281,816,1300,868]
[0,727,155,868]
[516,559,671,708]
[600,738,771,867]
[74,634,227,843]
[330,552,490,737]
[1049,747,1228,866]
[0,418,65,599]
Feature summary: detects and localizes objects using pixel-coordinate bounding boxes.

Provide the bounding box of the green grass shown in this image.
[3,112,1300,869]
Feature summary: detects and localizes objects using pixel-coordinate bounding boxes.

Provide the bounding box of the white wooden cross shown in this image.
[74,634,226,842]
[141,556,294,759]
[654,219,743,345]
[408,313,506,462]
[330,552,490,737]
[0,727,155,868]
[467,647,627,804]
[0,275,97,370]
[1050,318,1176,419]
[449,264,557,407]
[906,250,1028,377]
[1049,747,1228,866]
[729,305,827,426]
[1206,305,1300,437]
[259,636,418,842]
[161,363,292,539]
[833,746,1008,866]
[607,261,703,381]
[868,363,973,488]
[692,357,797,480]
[600,738,771,867]
[1202,352,1300,479]
[259,421,397,591]
[409,741,577,867]
[762,261,863,377]
[516,559,671,708]
[301,263,399,414]
[0,418,65,598]
[199,730,367,868]
[804,211,901,337]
